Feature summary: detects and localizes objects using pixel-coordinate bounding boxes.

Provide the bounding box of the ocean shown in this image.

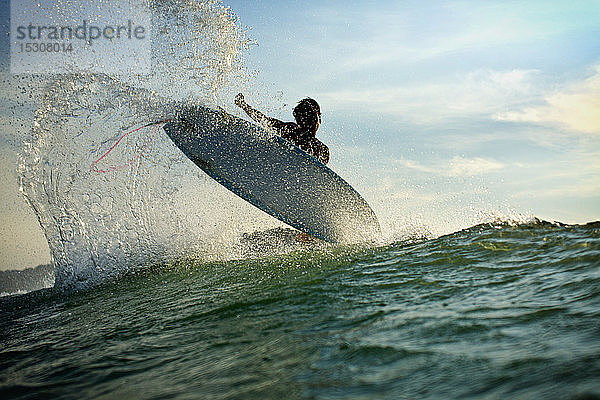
[2,1,599,399]
[1,220,599,399]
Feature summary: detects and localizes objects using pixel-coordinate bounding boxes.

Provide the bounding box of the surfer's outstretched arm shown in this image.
[235,93,287,132]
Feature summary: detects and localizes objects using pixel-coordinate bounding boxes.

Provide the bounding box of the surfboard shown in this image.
[163,104,381,244]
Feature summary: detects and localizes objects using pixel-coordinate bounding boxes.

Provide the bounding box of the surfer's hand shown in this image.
[235,93,245,107]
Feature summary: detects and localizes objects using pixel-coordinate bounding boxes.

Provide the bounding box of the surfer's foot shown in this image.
[295,232,317,243]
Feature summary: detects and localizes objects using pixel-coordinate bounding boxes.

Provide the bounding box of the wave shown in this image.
[1,215,597,399]
[15,0,256,292]
[4,211,597,297]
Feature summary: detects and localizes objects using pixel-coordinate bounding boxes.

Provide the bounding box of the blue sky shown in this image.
[225,0,600,225]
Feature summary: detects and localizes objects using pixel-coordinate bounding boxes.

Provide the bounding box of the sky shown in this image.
[0,0,599,270]
[225,0,600,225]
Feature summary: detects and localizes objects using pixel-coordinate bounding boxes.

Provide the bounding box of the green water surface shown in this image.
[1,221,599,399]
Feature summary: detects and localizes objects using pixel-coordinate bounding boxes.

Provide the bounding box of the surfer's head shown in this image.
[293,98,321,133]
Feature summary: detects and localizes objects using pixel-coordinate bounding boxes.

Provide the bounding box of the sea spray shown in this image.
[15,0,257,291]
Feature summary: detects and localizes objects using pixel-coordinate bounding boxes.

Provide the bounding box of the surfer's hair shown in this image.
[293,98,321,131]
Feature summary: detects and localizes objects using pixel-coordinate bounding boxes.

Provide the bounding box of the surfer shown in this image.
[234,93,330,164]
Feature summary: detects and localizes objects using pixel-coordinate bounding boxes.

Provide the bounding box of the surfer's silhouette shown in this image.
[235,93,329,243]
[234,93,329,165]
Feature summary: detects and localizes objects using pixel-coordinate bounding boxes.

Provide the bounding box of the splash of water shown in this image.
[16,0,266,291]
[145,0,254,103]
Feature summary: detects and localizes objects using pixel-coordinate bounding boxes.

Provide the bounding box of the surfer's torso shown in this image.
[271,122,329,165]
[234,94,329,165]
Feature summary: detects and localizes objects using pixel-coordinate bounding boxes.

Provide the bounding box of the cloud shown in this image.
[514,177,600,199]
[495,65,600,134]
[447,156,504,177]
[396,156,505,177]
[313,2,563,73]
[396,159,438,174]
[318,69,540,124]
